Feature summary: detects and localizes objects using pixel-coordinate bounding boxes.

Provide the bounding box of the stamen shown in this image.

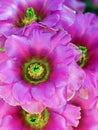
[17,7,37,27]
[17,7,43,27]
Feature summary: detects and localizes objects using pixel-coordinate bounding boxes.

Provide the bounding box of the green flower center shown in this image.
[0,48,4,52]
[22,109,50,129]
[78,46,88,68]
[22,58,50,84]
[18,7,42,27]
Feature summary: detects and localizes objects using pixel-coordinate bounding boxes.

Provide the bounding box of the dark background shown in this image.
[82,0,98,14]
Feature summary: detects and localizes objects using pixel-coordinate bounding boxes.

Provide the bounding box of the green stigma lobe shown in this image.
[22,109,50,129]
[31,64,43,73]
[78,46,87,54]
[26,8,35,18]
[78,46,88,68]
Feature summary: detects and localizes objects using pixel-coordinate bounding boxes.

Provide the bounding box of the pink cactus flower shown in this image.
[0,0,76,36]
[0,98,68,130]
[67,13,98,89]
[0,29,84,113]
[0,86,98,130]
[0,98,83,130]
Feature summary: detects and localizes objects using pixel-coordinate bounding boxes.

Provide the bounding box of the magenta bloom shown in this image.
[0,99,84,130]
[1,86,97,130]
[0,29,84,113]
[0,99,69,130]
[67,13,98,89]
[0,0,76,36]
[0,98,82,130]
[64,0,86,12]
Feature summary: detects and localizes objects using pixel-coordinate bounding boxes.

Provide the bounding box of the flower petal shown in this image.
[43,112,67,130]
[5,35,31,60]
[12,81,45,113]
[31,82,66,108]
[0,59,21,84]
[62,104,81,127]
